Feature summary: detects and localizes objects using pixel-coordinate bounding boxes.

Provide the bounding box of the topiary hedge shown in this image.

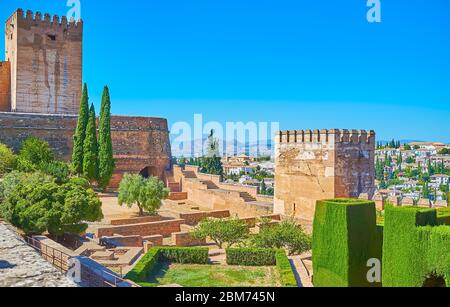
[125,247,209,284]
[275,249,297,287]
[226,248,298,287]
[382,206,450,287]
[437,208,450,226]
[226,248,276,266]
[312,199,381,287]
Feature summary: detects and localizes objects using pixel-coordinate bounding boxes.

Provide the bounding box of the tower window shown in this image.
[47,34,56,41]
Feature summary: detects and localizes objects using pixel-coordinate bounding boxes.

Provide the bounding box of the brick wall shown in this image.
[179,210,231,226]
[0,62,11,112]
[110,216,164,226]
[0,113,172,188]
[96,219,185,238]
[172,232,206,247]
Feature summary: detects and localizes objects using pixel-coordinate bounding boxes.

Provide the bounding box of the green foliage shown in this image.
[82,104,99,182]
[250,220,311,256]
[125,247,209,283]
[17,137,54,171]
[191,218,249,249]
[275,249,298,287]
[226,248,276,266]
[72,83,90,175]
[98,86,115,189]
[0,172,103,235]
[0,143,17,176]
[439,148,450,155]
[201,156,223,176]
[382,206,449,287]
[38,161,70,184]
[312,199,381,287]
[118,174,169,216]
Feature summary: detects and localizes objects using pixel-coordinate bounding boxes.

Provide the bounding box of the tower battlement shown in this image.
[10,8,83,31]
[275,129,375,145]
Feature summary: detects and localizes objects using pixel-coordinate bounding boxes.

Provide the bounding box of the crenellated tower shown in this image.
[5,8,83,114]
[274,129,376,221]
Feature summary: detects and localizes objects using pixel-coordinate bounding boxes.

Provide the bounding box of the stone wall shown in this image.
[96,219,185,238]
[0,62,11,112]
[172,232,206,247]
[274,129,376,221]
[178,210,231,226]
[0,112,172,188]
[6,9,82,114]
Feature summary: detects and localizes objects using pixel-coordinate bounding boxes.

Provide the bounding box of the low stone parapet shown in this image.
[96,219,186,238]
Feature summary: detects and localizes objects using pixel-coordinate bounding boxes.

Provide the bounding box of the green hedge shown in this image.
[125,247,209,283]
[382,206,450,287]
[437,208,450,226]
[312,199,381,287]
[226,248,297,287]
[275,250,297,287]
[226,248,276,266]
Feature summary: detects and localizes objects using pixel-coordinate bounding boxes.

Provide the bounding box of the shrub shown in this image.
[251,220,311,256]
[275,249,297,287]
[437,207,450,226]
[312,199,381,287]
[226,248,276,266]
[39,161,71,184]
[18,137,54,166]
[159,247,209,264]
[0,143,17,175]
[191,218,249,249]
[125,247,209,283]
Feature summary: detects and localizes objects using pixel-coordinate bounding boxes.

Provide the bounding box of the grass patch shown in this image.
[140,263,281,287]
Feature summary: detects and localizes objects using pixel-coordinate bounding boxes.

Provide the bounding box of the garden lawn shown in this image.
[140,263,281,287]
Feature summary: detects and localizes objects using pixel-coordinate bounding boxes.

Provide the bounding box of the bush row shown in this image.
[125,247,209,283]
[275,250,297,287]
[226,248,298,287]
[226,248,276,266]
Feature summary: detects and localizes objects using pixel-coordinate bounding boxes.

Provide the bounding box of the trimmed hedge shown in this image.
[437,208,450,226]
[226,248,276,266]
[226,248,298,287]
[312,199,381,287]
[125,247,209,283]
[382,206,450,287]
[275,249,297,287]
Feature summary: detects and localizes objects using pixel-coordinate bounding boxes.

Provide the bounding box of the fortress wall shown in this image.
[6,9,82,114]
[0,113,172,188]
[274,129,376,221]
[0,62,11,112]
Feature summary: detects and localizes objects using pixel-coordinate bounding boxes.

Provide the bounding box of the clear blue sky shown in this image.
[2,0,450,143]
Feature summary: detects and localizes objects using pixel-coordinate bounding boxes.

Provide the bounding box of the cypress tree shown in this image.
[98,86,115,189]
[72,83,90,174]
[83,104,99,183]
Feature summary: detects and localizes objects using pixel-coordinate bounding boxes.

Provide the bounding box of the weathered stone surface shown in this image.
[0,112,172,188]
[0,223,77,287]
[0,62,11,112]
[274,129,376,221]
[5,9,82,114]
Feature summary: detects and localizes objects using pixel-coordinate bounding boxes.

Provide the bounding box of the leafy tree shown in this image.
[17,137,54,171]
[118,174,169,216]
[83,104,99,183]
[72,83,90,175]
[201,156,223,176]
[0,174,102,235]
[98,86,115,190]
[250,220,312,256]
[260,179,267,195]
[191,218,249,249]
[422,183,430,199]
[0,143,17,176]
[404,144,412,150]
[439,148,450,155]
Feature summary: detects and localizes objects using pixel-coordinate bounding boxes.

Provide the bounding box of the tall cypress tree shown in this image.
[98,86,115,189]
[83,104,99,183]
[72,83,90,174]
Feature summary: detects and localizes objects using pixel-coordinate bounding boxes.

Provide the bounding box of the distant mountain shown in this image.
[170,137,274,157]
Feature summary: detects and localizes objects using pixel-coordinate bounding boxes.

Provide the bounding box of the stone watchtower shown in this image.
[4,9,82,114]
[274,129,376,221]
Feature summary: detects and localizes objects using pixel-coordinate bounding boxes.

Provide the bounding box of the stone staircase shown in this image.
[239,192,257,202]
[200,180,219,190]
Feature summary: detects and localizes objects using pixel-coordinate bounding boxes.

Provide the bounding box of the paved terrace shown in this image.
[0,223,77,287]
